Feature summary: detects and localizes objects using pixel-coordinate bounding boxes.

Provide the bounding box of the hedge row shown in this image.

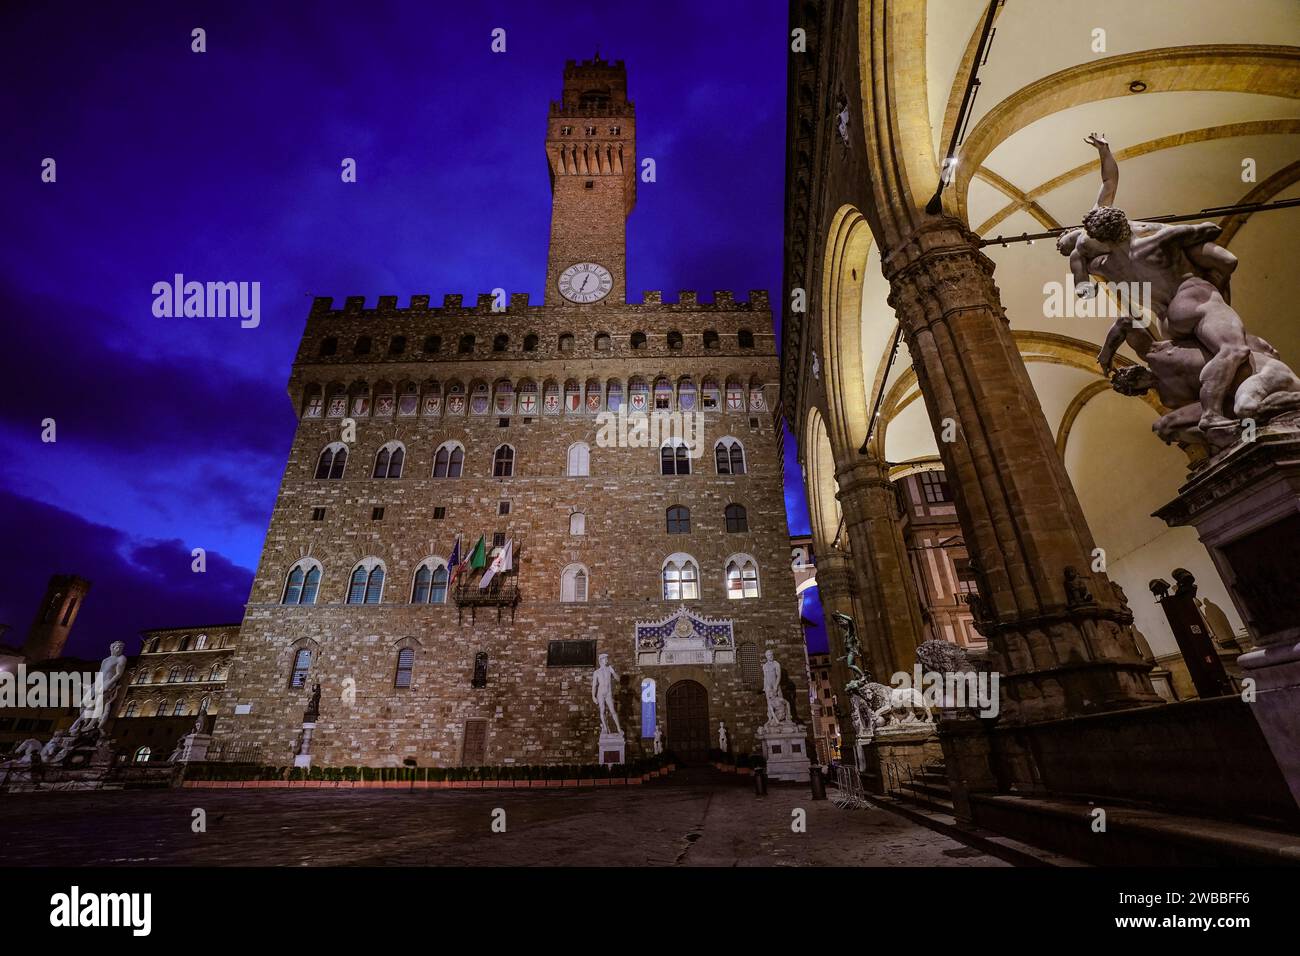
[184,753,678,783]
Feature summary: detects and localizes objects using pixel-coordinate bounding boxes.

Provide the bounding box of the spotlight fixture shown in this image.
[1128,80,1148,93]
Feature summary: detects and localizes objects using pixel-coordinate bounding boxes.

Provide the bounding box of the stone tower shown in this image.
[212,58,805,769]
[544,55,636,304]
[23,574,91,661]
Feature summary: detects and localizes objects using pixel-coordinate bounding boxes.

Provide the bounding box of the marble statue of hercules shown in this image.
[1057,132,1251,433]
[592,653,621,735]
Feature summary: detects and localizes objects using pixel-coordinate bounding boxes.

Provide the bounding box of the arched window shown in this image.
[703,329,720,350]
[154,700,167,717]
[315,443,347,480]
[394,648,415,688]
[412,560,449,604]
[289,648,311,688]
[347,559,385,605]
[167,667,181,683]
[523,333,539,352]
[184,666,196,682]
[630,331,647,350]
[569,512,586,536]
[595,332,611,351]
[423,335,441,354]
[662,555,700,601]
[567,442,590,476]
[319,336,338,357]
[433,442,465,478]
[458,334,475,354]
[715,439,746,475]
[667,330,683,350]
[561,564,589,603]
[493,333,509,352]
[666,505,690,534]
[193,634,207,650]
[148,639,160,654]
[493,444,515,478]
[660,440,690,475]
[124,701,139,718]
[654,376,672,410]
[373,442,405,479]
[178,636,191,652]
[388,336,406,356]
[724,503,749,533]
[558,333,575,352]
[738,329,755,348]
[725,555,761,599]
[199,696,210,714]
[134,746,151,764]
[353,335,372,355]
[173,700,188,716]
[209,664,223,681]
[282,560,322,605]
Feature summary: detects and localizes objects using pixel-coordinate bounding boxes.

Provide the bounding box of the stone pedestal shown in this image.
[1155,425,1300,808]
[175,733,212,764]
[598,732,626,766]
[757,720,810,781]
[860,726,941,795]
[293,721,316,769]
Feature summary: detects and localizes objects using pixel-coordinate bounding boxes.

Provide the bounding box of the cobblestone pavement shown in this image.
[0,770,1009,866]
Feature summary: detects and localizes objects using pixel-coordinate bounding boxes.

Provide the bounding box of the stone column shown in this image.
[813,550,865,759]
[835,454,927,679]
[884,220,1159,724]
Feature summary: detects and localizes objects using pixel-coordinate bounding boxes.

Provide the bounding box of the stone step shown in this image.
[970,793,1300,866]
[903,780,953,801]
[869,793,1086,867]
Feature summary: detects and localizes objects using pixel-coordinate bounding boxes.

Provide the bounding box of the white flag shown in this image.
[479,537,513,588]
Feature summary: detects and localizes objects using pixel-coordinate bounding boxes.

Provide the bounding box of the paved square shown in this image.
[0,772,1008,866]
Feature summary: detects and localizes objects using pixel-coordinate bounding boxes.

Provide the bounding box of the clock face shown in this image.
[558,262,612,304]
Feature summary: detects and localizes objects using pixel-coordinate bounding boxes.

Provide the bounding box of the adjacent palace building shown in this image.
[209,56,806,768]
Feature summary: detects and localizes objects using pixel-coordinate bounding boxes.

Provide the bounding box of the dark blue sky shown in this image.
[1,0,823,656]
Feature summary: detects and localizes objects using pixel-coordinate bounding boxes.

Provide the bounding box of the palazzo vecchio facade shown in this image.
[210,56,807,768]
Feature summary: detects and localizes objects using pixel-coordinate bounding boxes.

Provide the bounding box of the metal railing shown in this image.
[830,764,870,809]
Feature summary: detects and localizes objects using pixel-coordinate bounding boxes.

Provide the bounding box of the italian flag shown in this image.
[467,534,487,576]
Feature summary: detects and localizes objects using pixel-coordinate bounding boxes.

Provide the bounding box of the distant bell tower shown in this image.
[545,54,636,306]
[23,574,91,661]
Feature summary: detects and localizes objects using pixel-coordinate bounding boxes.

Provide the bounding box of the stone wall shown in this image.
[211,298,808,767]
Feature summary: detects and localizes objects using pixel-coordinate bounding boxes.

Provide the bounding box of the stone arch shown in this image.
[803,406,843,552]
[953,45,1300,221]
[820,204,875,456]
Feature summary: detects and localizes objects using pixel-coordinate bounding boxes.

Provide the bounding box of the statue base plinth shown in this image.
[293,720,317,768]
[175,733,212,764]
[859,727,942,795]
[599,732,626,766]
[757,721,810,781]
[1156,424,1300,807]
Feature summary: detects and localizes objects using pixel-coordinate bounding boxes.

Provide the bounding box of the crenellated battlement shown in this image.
[307,289,770,321]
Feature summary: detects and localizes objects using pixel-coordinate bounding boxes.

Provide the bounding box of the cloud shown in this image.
[0,489,251,659]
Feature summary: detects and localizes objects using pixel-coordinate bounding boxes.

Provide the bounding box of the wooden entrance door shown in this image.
[462,718,487,766]
[666,680,709,763]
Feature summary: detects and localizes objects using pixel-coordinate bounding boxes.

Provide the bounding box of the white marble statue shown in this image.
[653,725,664,755]
[591,653,621,735]
[3,738,43,766]
[67,640,128,736]
[1058,132,1300,450]
[718,721,728,752]
[762,650,791,724]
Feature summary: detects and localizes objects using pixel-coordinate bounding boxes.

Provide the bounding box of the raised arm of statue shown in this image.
[1086,133,1118,209]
